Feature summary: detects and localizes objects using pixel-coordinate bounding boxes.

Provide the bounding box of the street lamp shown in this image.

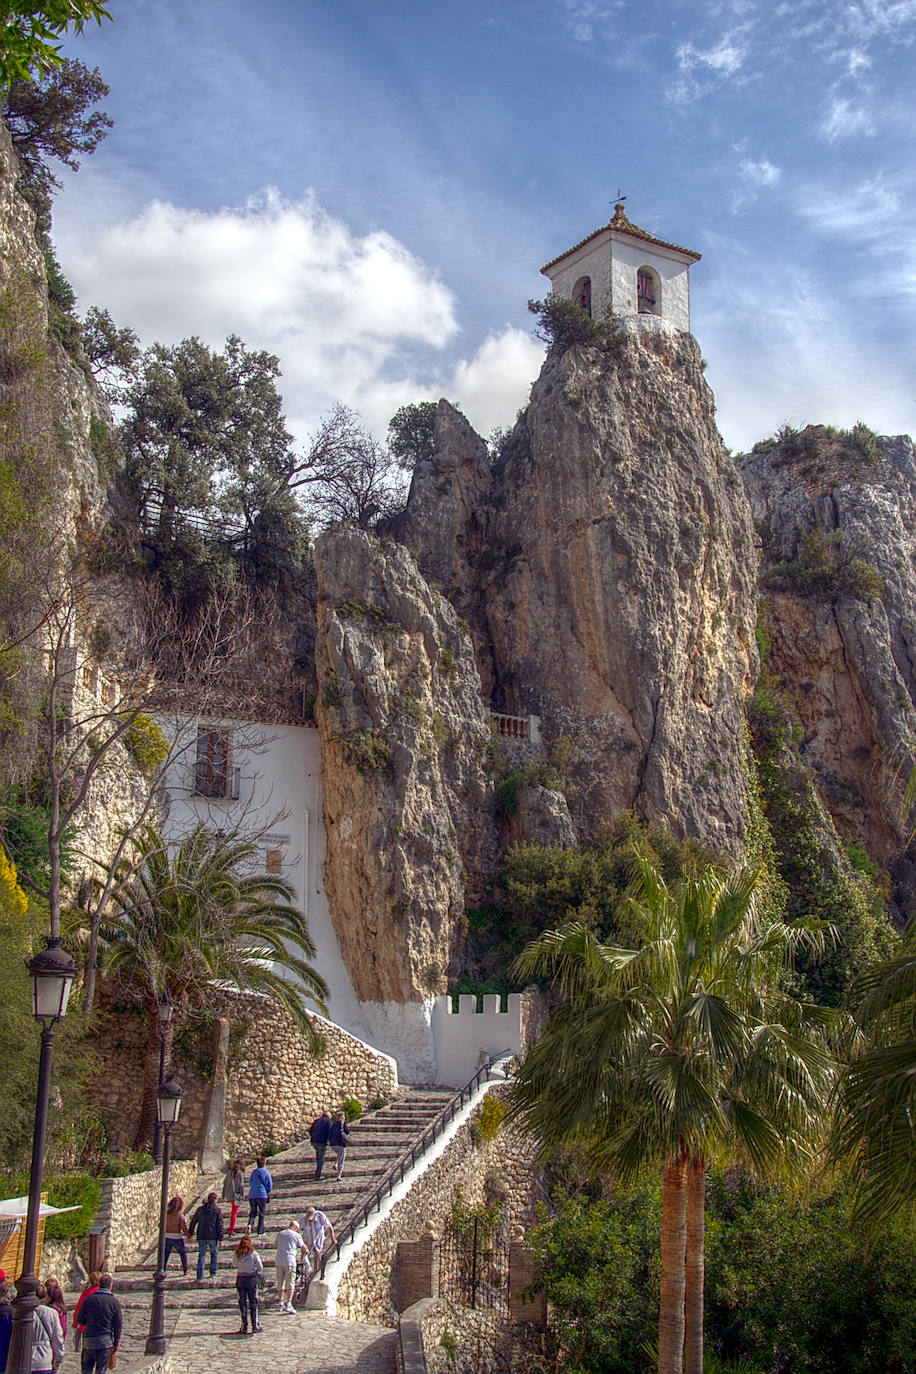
[7,937,77,1374]
[146,1075,183,1356]
[152,989,175,1164]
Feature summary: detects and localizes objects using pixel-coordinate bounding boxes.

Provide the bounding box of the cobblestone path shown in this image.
[165,1306,395,1373]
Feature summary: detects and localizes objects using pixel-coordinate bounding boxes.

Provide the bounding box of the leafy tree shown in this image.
[457,815,719,999]
[387,400,438,471]
[2,58,111,236]
[101,823,329,1148]
[529,1173,916,1374]
[509,854,835,1374]
[0,2,111,87]
[119,334,307,584]
[81,305,140,403]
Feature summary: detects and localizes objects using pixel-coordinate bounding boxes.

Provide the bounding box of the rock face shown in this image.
[0,118,106,518]
[314,528,492,1008]
[740,427,916,865]
[399,321,758,856]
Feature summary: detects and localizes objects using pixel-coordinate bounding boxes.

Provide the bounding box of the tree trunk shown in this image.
[658,1156,689,1374]
[684,1155,706,1374]
[133,1000,165,1151]
[83,907,100,1012]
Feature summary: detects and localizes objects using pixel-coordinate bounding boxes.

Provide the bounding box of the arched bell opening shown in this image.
[637,266,661,316]
[572,275,592,317]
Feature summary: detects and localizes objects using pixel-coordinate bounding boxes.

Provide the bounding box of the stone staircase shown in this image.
[108,1087,455,1354]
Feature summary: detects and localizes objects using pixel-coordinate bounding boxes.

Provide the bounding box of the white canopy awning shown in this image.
[0,1197,80,1219]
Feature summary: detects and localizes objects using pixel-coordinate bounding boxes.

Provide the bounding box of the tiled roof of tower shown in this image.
[541,204,702,274]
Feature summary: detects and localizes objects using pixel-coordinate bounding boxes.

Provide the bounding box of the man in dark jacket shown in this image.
[189,1192,224,1282]
[309,1110,332,1180]
[77,1273,122,1374]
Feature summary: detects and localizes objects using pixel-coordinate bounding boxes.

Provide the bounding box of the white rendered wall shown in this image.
[544,230,692,331]
[163,724,527,1086]
[545,236,613,321]
[431,994,524,1088]
[163,720,371,1043]
[607,234,691,331]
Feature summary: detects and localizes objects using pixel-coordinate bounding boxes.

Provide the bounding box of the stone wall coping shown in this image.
[397,1301,433,1374]
[310,1009,399,1083]
[305,1064,512,1315]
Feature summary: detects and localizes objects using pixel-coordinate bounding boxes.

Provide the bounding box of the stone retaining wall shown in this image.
[88,985,398,1161]
[99,1159,203,1269]
[415,1298,542,1374]
[334,1085,537,1325]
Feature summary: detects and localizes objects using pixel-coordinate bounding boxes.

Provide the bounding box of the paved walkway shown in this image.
[165,1306,395,1373]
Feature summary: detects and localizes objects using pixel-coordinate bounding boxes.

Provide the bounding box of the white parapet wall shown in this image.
[431,994,524,1088]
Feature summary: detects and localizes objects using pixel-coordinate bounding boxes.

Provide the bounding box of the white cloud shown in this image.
[796,174,902,237]
[448,329,546,437]
[560,0,622,43]
[58,189,545,448]
[738,158,781,188]
[696,252,915,450]
[669,32,749,101]
[820,95,876,140]
[60,189,464,440]
[731,156,781,211]
[677,35,748,75]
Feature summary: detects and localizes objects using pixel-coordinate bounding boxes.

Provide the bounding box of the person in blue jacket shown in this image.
[247,1155,273,1236]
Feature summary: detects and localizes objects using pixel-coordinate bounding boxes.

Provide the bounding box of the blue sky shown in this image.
[53,0,916,452]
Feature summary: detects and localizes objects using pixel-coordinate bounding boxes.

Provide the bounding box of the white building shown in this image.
[163,718,370,1043]
[163,718,529,1086]
[541,202,701,332]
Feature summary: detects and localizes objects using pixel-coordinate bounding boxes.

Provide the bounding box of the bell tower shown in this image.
[541,203,701,332]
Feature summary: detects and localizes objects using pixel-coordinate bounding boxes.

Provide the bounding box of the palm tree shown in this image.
[833,919,916,1232]
[99,823,329,1148]
[508,854,834,1374]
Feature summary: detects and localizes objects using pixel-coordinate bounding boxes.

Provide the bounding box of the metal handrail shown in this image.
[319,1050,513,1278]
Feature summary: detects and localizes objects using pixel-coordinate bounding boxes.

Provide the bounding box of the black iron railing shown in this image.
[319,1051,512,1278]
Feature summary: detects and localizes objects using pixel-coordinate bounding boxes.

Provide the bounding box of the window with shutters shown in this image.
[194,727,234,798]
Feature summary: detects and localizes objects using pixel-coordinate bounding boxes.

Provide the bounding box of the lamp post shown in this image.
[152,990,175,1165]
[7,937,77,1374]
[146,1075,182,1356]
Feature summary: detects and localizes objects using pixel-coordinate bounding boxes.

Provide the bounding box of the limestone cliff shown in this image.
[314,528,492,1005]
[0,118,107,519]
[740,426,916,872]
[398,320,758,856]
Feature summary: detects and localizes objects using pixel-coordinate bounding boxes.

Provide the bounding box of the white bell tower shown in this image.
[541,203,701,333]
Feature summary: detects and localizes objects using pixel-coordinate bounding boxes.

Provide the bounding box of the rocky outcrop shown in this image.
[0,117,107,518]
[399,322,758,856]
[740,427,916,865]
[314,528,492,1005]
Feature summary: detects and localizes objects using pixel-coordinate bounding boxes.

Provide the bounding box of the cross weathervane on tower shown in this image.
[613,189,627,211]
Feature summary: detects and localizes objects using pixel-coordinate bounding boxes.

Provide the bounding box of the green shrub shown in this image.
[528,296,602,350]
[124,713,169,776]
[367,1096,388,1112]
[341,729,391,775]
[262,1140,280,1157]
[340,1098,362,1122]
[530,1173,916,1374]
[475,1093,506,1144]
[493,768,525,816]
[101,1148,155,1178]
[0,1171,103,1240]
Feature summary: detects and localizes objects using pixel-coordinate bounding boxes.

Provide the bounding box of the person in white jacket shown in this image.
[31,1284,65,1374]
